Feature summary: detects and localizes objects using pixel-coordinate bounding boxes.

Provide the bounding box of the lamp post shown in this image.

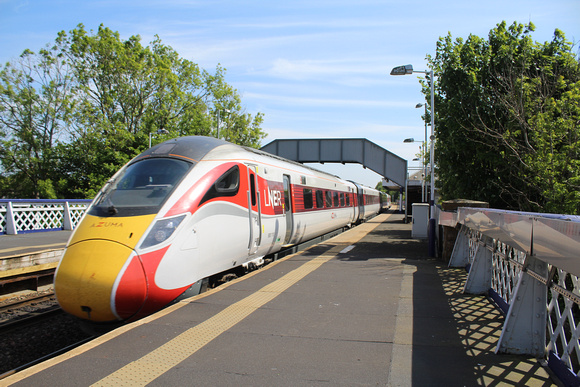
[416,103,428,203]
[149,128,169,148]
[391,64,436,257]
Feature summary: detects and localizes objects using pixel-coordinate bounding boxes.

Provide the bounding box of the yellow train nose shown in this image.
[55,240,145,322]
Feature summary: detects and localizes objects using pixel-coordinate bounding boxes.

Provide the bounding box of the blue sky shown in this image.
[1,0,579,187]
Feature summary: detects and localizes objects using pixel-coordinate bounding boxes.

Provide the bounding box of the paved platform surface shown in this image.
[2,213,555,386]
[0,231,71,259]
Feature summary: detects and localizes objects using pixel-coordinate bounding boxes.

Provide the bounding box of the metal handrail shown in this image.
[441,207,580,383]
[0,199,92,235]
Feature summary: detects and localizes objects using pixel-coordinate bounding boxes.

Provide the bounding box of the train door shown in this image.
[247,165,262,255]
[358,188,365,221]
[349,187,357,223]
[283,175,293,245]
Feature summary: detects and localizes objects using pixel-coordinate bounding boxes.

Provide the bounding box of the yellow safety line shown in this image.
[91,256,333,386]
[0,262,59,279]
[0,243,65,254]
[92,213,390,386]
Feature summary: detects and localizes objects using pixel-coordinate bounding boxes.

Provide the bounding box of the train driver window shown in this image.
[303,189,313,209]
[325,191,332,208]
[200,165,240,205]
[316,190,324,208]
[90,158,191,217]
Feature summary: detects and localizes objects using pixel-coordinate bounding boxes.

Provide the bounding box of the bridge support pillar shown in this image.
[463,235,492,294]
[448,225,469,267]
[63,201,73,230]
[496,254,547,357]
[6,201,17,235]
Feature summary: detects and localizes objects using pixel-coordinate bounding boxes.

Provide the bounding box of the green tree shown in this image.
[0,45,75,198]
[427,21,580,213]
[0,24,266,198]
[54,24,266,198]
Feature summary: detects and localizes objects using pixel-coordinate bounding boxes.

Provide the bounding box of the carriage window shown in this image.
[316,190,324,208]
[325,191,332,208]
[346,194,350,206]
[249,173,257,206]
[340,193,345,207]
[303,189,313,209]
[333,192,339,207]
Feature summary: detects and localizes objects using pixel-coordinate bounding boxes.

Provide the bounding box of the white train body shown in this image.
[55,137,381,322]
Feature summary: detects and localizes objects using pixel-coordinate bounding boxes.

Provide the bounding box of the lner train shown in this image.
[55,136,382,323]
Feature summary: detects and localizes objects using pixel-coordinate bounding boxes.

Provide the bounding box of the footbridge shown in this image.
[260,138,407,188]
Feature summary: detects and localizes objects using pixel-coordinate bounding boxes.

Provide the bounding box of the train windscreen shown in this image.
[89,158,192,217]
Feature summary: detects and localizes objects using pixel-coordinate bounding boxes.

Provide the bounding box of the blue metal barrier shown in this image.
[441,207,580,385]
[0,199,92,235]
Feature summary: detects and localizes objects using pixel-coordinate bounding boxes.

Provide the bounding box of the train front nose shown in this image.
[54,240,147,322]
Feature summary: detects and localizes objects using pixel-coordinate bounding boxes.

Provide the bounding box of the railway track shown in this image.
[0,291,60,330]
[0,292,56,313]
[0,305,63,335]
[0,291,94,378]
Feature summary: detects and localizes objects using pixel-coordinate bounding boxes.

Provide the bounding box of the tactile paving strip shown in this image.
[91,216,390,386]
[91,256,335,386]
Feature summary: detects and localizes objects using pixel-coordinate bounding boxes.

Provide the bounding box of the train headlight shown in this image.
[140,215,186,249]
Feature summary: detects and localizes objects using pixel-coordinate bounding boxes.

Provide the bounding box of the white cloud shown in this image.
[244,91,413,109]
[263,58,384,81]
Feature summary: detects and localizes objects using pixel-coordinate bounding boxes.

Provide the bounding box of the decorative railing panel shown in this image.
[0,199,92,234]
[490,241,525,311]
[547,267,580,376]
[443,207,580,384]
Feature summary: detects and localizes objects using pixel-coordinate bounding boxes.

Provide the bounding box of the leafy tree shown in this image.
[0,24,265,199]
[427,21,580,213]
[0,44,75,198]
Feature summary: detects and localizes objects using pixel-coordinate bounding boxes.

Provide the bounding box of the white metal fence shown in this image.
[0,199,92,234]
[441,207,580,385]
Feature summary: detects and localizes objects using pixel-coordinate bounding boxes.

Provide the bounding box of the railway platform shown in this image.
[0,231,71,297]
[2,213,555,386]
[0,231,71,260]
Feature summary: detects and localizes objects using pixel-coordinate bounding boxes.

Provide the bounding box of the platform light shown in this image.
[416,103,428,203]
[390,64,414,75]
[391,63,436,257]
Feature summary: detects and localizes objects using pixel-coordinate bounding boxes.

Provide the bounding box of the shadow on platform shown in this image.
[340,214,554,386]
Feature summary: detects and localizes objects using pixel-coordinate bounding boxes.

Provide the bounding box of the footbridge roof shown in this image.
[260,138,407,187]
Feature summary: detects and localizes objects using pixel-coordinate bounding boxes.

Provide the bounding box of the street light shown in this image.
[391,64,436,257]
[390,64,414,75]
[149,128,169,148]
[416,103,428,203]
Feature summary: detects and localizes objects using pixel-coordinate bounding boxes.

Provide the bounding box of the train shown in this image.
[54,136,388,323]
